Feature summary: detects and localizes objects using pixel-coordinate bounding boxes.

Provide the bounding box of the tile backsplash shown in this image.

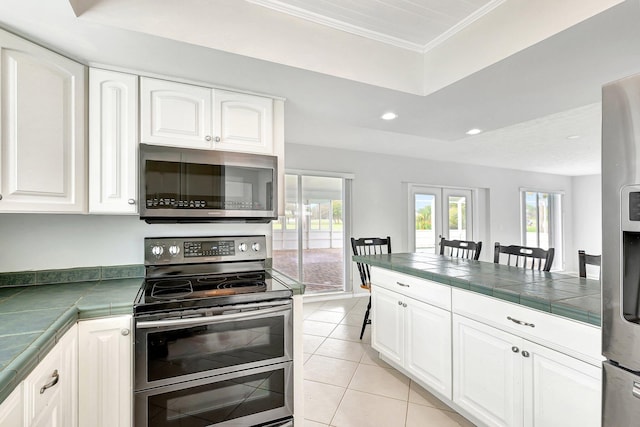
[0,264,144,288]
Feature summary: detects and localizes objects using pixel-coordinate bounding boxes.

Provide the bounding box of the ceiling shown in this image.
[245,0,502,51]
[1,0,639,176]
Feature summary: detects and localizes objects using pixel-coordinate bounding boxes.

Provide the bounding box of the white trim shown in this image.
[519,186,566,195]
[286,169,355,180]
[247,0,506,54]
[421,0,507,53]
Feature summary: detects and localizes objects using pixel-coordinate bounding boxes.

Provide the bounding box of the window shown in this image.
[521,190,563,268]
[272,173,351,294]
[409,185,474,252]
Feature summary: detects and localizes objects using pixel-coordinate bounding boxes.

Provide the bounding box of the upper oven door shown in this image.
[139,143,277,221]
[135,300,292,391]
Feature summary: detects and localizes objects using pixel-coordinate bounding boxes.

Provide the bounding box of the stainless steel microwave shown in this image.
[139,143,277,223]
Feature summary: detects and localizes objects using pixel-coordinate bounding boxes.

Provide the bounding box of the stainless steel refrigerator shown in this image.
[602,73,640,425]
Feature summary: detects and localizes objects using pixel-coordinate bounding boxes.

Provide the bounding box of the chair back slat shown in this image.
[578,250,601,278]
[351,236,391,288]
[439,237,482,261]
[493,242,554,271]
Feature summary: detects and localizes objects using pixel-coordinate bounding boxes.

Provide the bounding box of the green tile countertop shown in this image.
[0,265,303,405]
[353,252,601,327]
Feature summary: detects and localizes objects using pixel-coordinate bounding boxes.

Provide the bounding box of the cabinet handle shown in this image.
[507,316,535,328]
[121,328,130,336]
[522,351,530,358]
[205,135,212,141]
[512,346,519,353]
[127,199,136,205]
[397,282,409,288]
[40,370,59,394]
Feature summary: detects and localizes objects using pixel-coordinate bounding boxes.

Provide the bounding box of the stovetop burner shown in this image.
[147,273,269,301]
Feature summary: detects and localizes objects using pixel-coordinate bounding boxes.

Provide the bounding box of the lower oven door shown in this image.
[135,361,293,427]
[135,300,292,390]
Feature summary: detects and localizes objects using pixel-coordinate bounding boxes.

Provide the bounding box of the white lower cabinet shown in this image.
[78,315,133,427]
[0,385,24,427]
[372,285,452,398]
[24,324,78,427]
[453,314,601,427]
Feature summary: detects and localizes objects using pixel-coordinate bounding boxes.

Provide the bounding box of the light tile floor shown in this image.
[302,296,476,427]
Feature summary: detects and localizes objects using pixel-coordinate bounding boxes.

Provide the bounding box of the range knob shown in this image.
[151,245,164,257]
[252,242,261,252]
[168,245,180,256]
[238,243,248,252]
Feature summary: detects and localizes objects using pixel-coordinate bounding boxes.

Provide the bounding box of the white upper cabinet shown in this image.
[140,77,275,154]
[0,29,86,213]
[140,77,213,149]
[89,68,139,214]
[215,89,273,154]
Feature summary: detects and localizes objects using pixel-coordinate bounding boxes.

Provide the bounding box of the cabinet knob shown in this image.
[522,350,530,358]
[402,303,407,308]
[398,301,402,306]
[128,199,136,205]
[205,135,212,141]
[0,194,3,200]
[121,328,130,336]
[512,346,519,353]
[214,136,221,142]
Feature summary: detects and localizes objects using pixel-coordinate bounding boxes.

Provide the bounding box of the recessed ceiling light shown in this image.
[381,112,397,120]
[466,128,482,135]
[567,135,580,139]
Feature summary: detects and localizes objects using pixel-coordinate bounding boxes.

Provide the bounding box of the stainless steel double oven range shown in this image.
[133,235,294,427]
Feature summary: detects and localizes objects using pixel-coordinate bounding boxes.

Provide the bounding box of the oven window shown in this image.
[147,316,286,382]
[148,368,287,427]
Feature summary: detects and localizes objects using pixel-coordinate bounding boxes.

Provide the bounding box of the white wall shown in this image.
[569,174,602,273]
[0,215,271,272]
[286,143,576,271]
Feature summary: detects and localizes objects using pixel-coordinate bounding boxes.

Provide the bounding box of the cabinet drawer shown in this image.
[24,346,62,423]
[371,267,451,310]
[452,288,601,365]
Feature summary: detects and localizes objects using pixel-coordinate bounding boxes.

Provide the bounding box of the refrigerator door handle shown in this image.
[633,382,640,399]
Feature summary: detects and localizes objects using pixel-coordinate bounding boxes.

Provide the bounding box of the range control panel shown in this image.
[144,235,267,265]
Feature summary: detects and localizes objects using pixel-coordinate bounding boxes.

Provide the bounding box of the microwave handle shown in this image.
[136,302,290,329]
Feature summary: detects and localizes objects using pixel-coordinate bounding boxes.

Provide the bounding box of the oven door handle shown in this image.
[136,303,291,329]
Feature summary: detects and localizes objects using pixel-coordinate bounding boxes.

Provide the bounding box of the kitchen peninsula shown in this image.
[353,252,602,427]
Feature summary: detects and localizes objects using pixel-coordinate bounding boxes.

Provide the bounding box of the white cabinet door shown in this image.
[140,77,213,149]
[0,29,86,213]
[89,68,139,214]
[214,90,273,154]
[371,285,404,366]
[24,324,77,427]
[453,314,523,427]
[78,315,133,427]
[405,299,452,399]
[0,384,23,427]
[523,340,601,427]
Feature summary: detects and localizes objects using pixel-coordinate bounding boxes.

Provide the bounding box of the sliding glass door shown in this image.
[272,173,350,294]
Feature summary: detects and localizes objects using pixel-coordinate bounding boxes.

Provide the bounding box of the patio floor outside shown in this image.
[273,248,345,293]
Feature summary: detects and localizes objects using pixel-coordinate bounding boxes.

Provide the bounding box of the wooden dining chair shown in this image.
[439,237,482,260]
[351,236,391,339]
[578,250,601,278]
[493,242,555,271]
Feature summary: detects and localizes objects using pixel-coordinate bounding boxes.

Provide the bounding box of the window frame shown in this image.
[520,188,565,270]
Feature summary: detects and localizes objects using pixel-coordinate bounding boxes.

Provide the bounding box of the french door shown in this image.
[409,185,473,253]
